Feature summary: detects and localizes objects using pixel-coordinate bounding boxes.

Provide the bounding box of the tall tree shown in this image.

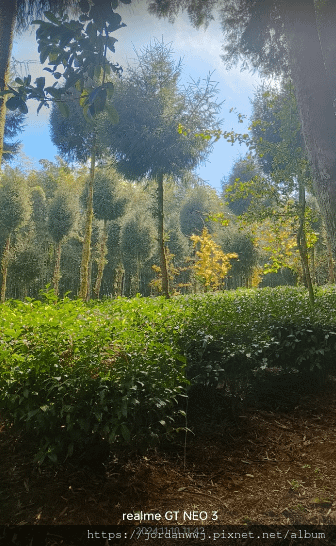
[0,168,30,302]
[148,0,336,262]
[91,168,126,298]
[250,81,318,302]
[2,109,25,163]
[47,191,75,297]
[120,210,155,297]
[104,39,221,297]
[2,1,128,298]
[179,184,221,237]
[36,0,127,299]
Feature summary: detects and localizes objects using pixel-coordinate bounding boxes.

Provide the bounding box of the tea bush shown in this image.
[0,293,188,463]
[1,286,336,464]
[179,287,336,392]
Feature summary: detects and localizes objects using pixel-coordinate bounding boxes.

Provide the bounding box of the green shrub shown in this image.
[0,293,187,464]
[1,286,336,464]
[178,286,336,394]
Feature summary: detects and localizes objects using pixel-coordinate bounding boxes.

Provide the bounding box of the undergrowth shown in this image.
[0,286,335,464]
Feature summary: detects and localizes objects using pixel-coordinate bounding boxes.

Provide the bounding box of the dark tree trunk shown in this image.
[314,0,336,96]
[280,0,336,261]
[157,171,170,298]
[123,271,131,297]
[0,0,17,167]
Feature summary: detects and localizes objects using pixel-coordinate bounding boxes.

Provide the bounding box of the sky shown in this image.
[10,0,264,193]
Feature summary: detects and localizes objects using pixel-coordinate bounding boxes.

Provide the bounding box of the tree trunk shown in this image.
[79,138,96,300]
[0,0,17,168]
[93,219,108,299]
[86,255,93,301]
[310,245,316,285]
[281,0,336,261]
[296,180,314,306]
[1,233,11,303]
[314,0,336,96]
[52,240,62,298]
[123,270,131,297]
[156,171,169,298]
[326,235,335,283]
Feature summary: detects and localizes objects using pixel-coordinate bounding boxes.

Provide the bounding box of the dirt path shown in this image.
[1,379,336,536]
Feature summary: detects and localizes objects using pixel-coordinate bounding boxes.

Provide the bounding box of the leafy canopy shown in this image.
[2,0,129,122]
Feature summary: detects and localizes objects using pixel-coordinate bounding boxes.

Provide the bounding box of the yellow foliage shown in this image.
[251,265,264,288]
[191,228,238,290]
[254,218,298,274]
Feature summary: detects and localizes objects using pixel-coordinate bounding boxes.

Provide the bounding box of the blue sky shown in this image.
[11,1,263,193]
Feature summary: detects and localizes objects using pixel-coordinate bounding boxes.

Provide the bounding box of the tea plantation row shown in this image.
[1,286,336,464]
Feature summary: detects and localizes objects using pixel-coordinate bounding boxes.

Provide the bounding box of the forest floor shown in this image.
[1,376,336,541]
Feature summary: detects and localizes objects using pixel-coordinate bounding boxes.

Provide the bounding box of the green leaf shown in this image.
[88,103,96,117]
[176,354,186,364]
[45,87,62,99]
[104,81,114,98]
[104,64,111,76]
[39,47,50,65]
[35,77,45,89]
[93,87,107,114]
[37,101,45,114]
[57,101,70,118]
[43,11,61,25]
[74,79,83,92]
[106,12,123,32]
[6,96,28,114]
[107,36,118,52]
[48,52,59,63]
[82,104,93,123]
[94,65,103,80]
[79,89,90,107]
[120,424,130,442]
[87,86,102,104]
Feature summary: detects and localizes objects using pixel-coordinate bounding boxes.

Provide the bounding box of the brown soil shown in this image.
[1,377,336,541]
